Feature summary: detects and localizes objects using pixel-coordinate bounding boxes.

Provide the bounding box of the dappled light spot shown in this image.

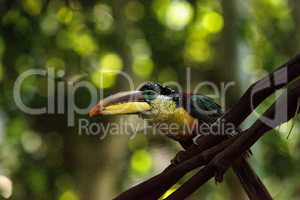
[22,0,42,16]
[71,33,96,56]
[165,0,194,30]
[40,13,59,35]
[188,22,210,41]
[0,175,12,199]
[130,149,152,175]
[132,56,154,78]
[267,0,285,7]
[46,57,65,70]
[92,53,123,88]
[59,190,79,200]
[57,7,74,24]
[125,1,145,22]
[185,40,212,63]
[152,0,170,23]
[202,11,224,33]
[131,39,152,58]
[100,53,123,72]
[56,29,97,55]
[92,72,116,89]
[257,0,292,26]
[93,4,114,33]
[160,183,180,199]
[21,131,42,154]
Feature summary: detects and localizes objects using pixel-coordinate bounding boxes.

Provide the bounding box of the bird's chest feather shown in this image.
[144,102,197,140]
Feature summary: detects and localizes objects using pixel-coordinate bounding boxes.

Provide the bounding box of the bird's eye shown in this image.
[143,90,157,101]
[172,95,180,106]
[173,96,179,102]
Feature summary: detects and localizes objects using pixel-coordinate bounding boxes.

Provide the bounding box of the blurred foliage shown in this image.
[0,0,300,200]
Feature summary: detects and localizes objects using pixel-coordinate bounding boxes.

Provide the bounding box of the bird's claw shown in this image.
[211,157,230,184]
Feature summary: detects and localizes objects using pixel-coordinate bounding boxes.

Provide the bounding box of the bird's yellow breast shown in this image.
[171,107,196,126]
[143,98,197,140]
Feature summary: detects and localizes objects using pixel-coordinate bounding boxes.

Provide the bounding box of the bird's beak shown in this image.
[89,91,151,117]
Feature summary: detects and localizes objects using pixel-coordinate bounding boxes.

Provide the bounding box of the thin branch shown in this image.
[166,78,300,199]
[114,54,300,200]
[113,137,236,200]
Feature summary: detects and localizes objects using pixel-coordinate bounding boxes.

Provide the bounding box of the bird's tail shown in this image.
[232,157,273,200]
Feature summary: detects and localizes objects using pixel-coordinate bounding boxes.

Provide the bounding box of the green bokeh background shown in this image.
[1,0,300,199]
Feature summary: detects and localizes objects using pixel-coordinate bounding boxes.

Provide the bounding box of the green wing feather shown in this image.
[189,95,223,123]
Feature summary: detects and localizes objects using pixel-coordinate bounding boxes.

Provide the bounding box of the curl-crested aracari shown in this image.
[89,82,271,199]
[89,82,222,146]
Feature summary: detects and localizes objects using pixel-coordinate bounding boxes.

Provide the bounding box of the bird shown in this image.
[89,82,271,199]
[89,82,222,146]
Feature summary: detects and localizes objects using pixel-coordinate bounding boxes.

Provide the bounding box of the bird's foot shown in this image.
[210,156,230,183]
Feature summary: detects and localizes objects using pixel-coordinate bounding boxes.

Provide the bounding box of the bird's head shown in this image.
[89,82,180,119]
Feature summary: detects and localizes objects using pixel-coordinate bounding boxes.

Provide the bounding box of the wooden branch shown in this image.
[166,78,300,199]
[223,53,300,125]
[232,157,273,200]
[114,54,300,200]
[114,137,236,200]
[212,78,300,175]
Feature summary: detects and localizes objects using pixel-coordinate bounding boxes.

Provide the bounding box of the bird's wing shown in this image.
[188,95,223,123]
